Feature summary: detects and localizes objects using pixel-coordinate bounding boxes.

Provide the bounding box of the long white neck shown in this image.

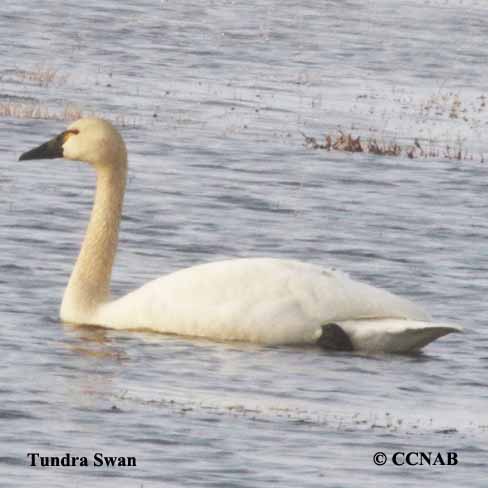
[60,159,127,323]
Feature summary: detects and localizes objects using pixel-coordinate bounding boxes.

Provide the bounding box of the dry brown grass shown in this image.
[405,138,475,161]
[418,92,474,122]
[0,102,82,121]
[302,131,483,163]
[302,131,401,156]
[0,100,141,128]
[13,65,68,88]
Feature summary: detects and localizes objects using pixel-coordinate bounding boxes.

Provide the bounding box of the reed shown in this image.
[0,102,81,121]
[302,131,483,163]
[0,100,141,129]
[14,65,67,88]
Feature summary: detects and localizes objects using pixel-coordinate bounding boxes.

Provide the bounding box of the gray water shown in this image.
[1,1,487,486]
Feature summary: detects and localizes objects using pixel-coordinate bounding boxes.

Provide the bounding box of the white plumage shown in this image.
[19,118,462,353]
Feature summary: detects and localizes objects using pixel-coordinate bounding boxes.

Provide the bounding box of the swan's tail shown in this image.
[323,319,463,353]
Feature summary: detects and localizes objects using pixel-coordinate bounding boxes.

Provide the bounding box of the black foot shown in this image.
[317,323,354,351]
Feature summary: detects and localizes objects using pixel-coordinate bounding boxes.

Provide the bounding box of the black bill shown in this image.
[19,132,66,161]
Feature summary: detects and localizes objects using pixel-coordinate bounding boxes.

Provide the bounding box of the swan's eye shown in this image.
[62,129,79,144]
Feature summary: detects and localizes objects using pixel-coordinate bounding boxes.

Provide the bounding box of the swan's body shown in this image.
[19,118,462,352]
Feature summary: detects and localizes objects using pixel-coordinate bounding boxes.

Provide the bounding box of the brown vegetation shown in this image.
[0,64,142,127]
[418,92,487,123]
[0,102,82,121]
[13,65,68,88]
[0,101,139,127]
[302,131,483,162]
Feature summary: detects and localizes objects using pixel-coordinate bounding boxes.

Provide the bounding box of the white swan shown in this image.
[19,118,462,352]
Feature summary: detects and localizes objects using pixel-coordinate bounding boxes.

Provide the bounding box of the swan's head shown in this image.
[19,117,127,169]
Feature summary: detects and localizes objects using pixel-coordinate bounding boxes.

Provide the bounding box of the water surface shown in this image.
[1,1,487,486]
